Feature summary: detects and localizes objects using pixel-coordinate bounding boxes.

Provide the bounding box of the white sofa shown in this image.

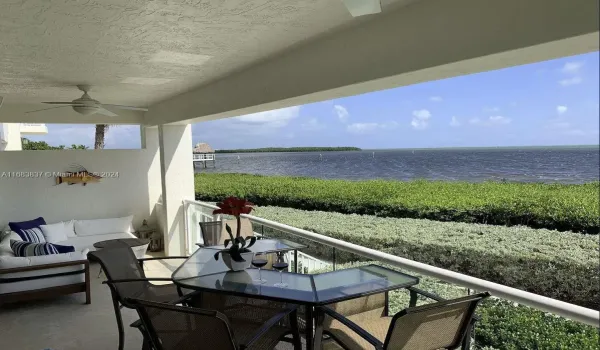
[0,216,143,305]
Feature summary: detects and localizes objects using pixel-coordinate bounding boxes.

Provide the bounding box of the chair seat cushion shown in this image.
[325,309,392,350]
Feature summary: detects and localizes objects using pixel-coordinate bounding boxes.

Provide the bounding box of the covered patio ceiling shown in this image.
[0,0,598,125]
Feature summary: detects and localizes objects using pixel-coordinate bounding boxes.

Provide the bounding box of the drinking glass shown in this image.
[272,262,289,288]
[251,256,268,284]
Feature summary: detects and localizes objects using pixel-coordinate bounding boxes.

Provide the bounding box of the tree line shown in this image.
[215,147,361,153]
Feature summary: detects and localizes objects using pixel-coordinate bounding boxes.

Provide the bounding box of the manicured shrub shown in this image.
[194,173,600,234]
[476,300,600,349]
[252,206,599,309]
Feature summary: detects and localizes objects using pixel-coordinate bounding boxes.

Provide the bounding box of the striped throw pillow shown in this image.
[17,227,46,243]
[10,240,59,256]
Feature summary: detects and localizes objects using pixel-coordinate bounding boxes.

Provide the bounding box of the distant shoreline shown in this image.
[215,147,361,153]
[213,145,597,153]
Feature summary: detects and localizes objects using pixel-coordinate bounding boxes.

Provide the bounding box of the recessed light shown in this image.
[150,50,212,66]
[342,0,381,17]
[121,77,173,85]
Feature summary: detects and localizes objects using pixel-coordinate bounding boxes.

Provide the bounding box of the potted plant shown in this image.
[212,196,257,271]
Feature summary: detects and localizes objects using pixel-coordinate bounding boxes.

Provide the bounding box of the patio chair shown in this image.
[316,291,490,350]
[87,240,189,350]
[126,296,302,350]
[199,218,254,247]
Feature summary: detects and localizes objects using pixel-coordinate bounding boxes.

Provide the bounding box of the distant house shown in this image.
[0,123,48,151]
[192,142,216,168]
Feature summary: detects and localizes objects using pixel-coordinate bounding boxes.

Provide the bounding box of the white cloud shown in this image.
[334,105,349,123]
[488,116,511,125]
[346,121,398,134]
[470,116,511,126]
[546,121,570,130]
[556,105,568,114]
[558,62,583,87]
[565,129,586,136]
[347,123,379,134]
[561,62,583,74]
[411,109,431,130]
[236,106,300,127]
[429,96,443,102]
[483,107,500,113]
[450,116,461,127]
[559,76,583,86]
[301,118,325,131]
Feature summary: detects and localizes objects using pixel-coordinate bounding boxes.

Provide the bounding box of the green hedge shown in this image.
[194,173,600,234]
[317,262,599,350]
[252,206,599,310]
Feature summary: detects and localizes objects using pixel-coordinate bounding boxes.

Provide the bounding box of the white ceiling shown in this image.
[0,0,411,107]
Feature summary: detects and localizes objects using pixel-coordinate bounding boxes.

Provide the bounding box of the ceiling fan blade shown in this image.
[96,108,118,117]
[26,105,72,114]
[42,102,80,105]
[102,104,148,111]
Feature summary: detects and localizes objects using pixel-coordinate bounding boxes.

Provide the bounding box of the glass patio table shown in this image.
[172,247,420,350]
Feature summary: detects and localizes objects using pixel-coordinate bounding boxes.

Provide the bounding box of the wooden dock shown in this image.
[192,153,216,168]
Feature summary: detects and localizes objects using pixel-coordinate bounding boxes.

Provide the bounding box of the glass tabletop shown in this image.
[173,249,419,305]
[201,238,307,254]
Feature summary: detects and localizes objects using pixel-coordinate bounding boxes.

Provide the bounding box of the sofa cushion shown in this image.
[8,217,47,242]
[10,240,75,257]
[56,231,137,252]
[40,222,69,243]
[74,215,133,236]
[63,220,77,238]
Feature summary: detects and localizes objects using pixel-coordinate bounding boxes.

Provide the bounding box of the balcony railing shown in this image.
[183,199,599,327]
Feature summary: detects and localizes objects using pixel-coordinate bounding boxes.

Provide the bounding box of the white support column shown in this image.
[157,124,194,256]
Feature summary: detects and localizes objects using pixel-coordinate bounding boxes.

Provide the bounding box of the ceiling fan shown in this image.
[26,85,148,116]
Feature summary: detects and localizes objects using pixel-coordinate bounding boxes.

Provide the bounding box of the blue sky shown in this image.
[32,51,599,149]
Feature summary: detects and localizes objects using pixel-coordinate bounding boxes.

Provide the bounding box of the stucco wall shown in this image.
[0,123,23,151]
[0,148,161,231]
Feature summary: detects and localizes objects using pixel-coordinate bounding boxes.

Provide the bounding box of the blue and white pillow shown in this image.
[8,217,47,243]
[17,227,46,243]
[10,240,75,257]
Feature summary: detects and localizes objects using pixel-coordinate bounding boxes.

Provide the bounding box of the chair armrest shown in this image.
[169,289,206,305]
[137,256,188,269]
[138,256,188,262]
[407,286,445,302]
[320,306,384,349]
[241,306,299,349]
[103,277,173,285]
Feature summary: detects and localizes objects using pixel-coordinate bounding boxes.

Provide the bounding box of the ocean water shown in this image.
[196,146,600,184]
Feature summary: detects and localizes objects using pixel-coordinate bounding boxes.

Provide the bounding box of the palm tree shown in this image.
[94,124,109,149]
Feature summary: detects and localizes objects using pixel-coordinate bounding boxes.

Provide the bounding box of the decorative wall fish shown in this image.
[55,164,102,186]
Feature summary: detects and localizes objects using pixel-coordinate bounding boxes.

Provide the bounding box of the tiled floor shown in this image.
[0,258,304,350]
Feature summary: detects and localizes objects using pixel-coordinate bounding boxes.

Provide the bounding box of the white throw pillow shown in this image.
[63,220,76,238]
[40,222,68,243]
[0,231,22,256]
[74,215,133,236]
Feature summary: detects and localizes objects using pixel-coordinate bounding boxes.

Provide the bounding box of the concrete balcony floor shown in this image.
[0,259,298,350]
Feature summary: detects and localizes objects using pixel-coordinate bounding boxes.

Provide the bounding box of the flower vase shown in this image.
[221,251,254,271]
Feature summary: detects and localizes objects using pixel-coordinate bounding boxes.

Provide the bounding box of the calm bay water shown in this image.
[197,146,600,184]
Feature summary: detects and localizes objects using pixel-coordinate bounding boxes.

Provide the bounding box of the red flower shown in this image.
[213,196,254,217]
